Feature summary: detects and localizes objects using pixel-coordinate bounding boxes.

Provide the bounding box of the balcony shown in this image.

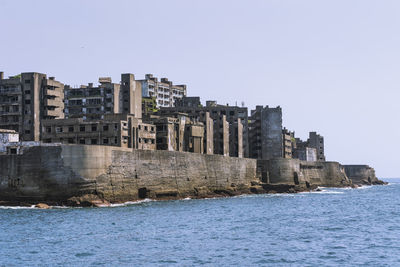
[0,88,22,94]
[44,109,61,117]
[44,98,61,107]
[45,89,63,98]
[0,110,21,115]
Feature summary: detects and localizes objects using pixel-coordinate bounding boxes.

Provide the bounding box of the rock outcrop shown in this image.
[343,165,387,185]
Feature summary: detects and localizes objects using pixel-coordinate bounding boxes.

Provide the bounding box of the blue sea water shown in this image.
[1,180,400,266]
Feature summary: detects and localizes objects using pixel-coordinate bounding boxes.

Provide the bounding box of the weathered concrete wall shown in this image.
[257,158,351,188]
[0,145,257,203]
[0,145,370,205]
[343,165,382,185]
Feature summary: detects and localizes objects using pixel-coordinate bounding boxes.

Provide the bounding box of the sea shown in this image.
[0,179,399,266]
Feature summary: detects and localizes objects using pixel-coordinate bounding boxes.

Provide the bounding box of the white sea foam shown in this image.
[0,205,37,209]
[107,198,153,207]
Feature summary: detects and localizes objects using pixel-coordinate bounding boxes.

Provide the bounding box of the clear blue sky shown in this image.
[1,0,399,177]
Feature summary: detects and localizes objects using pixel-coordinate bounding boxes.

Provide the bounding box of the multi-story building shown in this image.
[41,114,156,150]
[249,105,283,160]
[148,113,204,153]
[0,72,64,141]
[64,74,142,120]
[159,98,247,157]
[64,77,120,120]
[282,128,294,158]
[307,132,325,161]
[139,74,186,108]
[292,132,325,161]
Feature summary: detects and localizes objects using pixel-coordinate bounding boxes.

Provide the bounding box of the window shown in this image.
[91,125,97,131]
[44,139,51,143]
[46,127,51,133]
[139,138,142,143]
[68,138,74,144]
[138,125,141,130]
[151,139,155,144]
[25,80,31,84]
[91,139,97,145]
[144,126,148,131]
[68,126,74,132]
[151,127,154,132]
[56,127,63,133]
[80,126,85,132]
[25,100,31,104]
[114,124,118,130]
[114,137,118,144]
[79,139,85,144]
[103,138,109,144]
[103,125,109,131]
[25,90,31,95]
[144,139,148,144]
[25,130,30,134]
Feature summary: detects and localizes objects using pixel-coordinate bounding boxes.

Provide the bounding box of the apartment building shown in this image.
[64,74,142,120]
[159,98,246,157]
[41,114,156,150]
[139,74,186,108]
[249,105,284,160]
[147,113,204,154]
[0,72,64,141]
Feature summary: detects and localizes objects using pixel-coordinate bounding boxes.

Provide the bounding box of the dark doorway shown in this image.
[138,187,148,199]
[294,172,299,185]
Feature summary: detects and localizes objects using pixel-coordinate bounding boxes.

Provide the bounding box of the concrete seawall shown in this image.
[343,165,384,185]
[0,145,380,206]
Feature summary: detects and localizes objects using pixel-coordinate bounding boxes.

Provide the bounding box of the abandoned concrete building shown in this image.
[64,77,120,120]
[308,131,325,161]
[159,97,246,157]
[282,128,294,159]
[0,72,64,141]
[0,70,328,160]
[145,113,204,153]
[41,114,156,150]
[139,74,187,108]
[292,132,325,161]
[64,74,142,120]
[249,106,285,160]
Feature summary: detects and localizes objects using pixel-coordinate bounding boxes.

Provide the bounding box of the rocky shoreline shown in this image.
[0,180,387,208]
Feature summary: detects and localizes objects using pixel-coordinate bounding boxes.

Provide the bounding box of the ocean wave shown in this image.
[0,205,37,210]
[107,198,153,207]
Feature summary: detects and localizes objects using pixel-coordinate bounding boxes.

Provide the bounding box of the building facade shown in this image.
[139,74,186,108]
[159,98,246,158]
[149,113,204,154]
[0,72,64,141]
[64,77,120,120]
[307,132,325,161]
[64,74,142,120]
[41,114,155,150]
[293,147,317,162]
[249,105,283,160]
